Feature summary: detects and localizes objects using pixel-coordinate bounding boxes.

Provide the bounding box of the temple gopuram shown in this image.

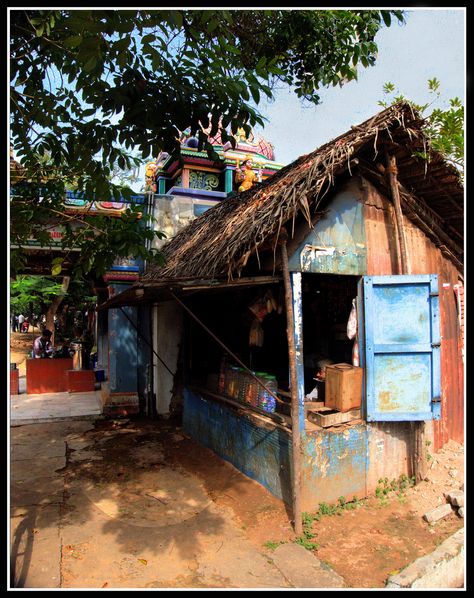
[144,127,284,247]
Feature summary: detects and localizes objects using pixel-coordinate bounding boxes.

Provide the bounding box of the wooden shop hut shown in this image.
[100,101,464,533]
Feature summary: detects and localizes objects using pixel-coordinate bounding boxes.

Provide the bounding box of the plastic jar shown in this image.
[258,374,277,413]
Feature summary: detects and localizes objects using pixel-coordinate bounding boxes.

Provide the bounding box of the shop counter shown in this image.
[26,358,73,394]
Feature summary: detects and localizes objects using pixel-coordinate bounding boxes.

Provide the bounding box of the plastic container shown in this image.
[218,355,227,394]
[258,374,277,413]
[227,366,239,399]
[245,374,259,406]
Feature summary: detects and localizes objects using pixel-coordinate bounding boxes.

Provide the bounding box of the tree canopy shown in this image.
[379,78,464,175]
[10,9,405,278]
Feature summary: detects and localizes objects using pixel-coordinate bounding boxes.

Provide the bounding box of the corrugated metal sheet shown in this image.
[362,178,464,449]
[366,422,412,491]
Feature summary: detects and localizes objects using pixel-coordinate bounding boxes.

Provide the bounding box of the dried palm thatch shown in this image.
[143,101,463,283]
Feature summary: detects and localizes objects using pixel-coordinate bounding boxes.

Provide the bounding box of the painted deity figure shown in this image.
[235,155,258,192]
[144,161,157,193]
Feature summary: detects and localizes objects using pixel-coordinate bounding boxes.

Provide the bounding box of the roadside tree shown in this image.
[10,8,405,278]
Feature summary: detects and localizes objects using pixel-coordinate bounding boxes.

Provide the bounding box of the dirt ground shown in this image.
[166,426,464,588]
[9,329,464,588]
[12,416,461,589]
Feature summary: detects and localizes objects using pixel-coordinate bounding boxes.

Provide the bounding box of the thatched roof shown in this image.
[143,101,463,284]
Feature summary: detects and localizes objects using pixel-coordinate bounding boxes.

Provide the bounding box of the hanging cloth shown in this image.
[249,319,264,347]
[346,298,360,367]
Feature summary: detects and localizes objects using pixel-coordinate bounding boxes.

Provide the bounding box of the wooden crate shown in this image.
[325,363,363,412]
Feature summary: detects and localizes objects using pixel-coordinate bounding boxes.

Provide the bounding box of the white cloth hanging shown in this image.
[347,298,359,367]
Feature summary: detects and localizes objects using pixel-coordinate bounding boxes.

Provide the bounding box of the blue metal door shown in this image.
[359,275,441,421]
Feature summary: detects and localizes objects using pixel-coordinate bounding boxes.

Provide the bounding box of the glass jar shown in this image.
[218,354,227,394]
[238,370,248,403]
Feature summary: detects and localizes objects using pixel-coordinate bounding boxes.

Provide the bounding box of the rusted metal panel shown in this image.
[433,268,464,450]
[366,423,412,492]
[362,180,463,449]
[183,388,293,504]
[288,188,367,275]
[301,426,367,510]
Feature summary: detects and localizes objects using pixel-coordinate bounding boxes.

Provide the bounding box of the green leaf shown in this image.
[63,35,83,48]
[381,11,392,27]
[51,263,62,276]
[83,56,97,72]
[141,33,156,45]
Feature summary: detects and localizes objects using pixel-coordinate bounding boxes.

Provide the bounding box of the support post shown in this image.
[386,152,425,483]
[386,152,410,275]
[280,231,303,537]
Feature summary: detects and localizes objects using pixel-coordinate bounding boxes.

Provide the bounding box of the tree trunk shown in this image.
[45,276,70,345]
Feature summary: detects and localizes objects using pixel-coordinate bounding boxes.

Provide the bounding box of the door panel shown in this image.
[361,275,441,421]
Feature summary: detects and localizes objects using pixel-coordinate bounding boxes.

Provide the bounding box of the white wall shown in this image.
[153,301,183,414]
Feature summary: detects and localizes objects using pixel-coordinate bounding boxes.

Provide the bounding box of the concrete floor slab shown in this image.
[271,543,346,588]
[9,419,297,589]
[386,528,464,588]
[10,390,102,424]
[11,457,66,482]
[10,505,61,589]
[11,477,64,507]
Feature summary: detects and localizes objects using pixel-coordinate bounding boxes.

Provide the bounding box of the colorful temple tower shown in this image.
[145,127,283,248]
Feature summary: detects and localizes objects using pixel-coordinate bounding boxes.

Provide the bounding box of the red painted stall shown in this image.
[26,358,73,394]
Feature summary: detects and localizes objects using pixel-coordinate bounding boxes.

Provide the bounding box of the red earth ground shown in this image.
[10,332,464,588]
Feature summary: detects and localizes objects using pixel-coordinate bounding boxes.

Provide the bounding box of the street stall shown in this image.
[99,102,464,532]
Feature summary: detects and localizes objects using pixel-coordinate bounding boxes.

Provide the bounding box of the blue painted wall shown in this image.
[183,387,373,510]
[288,189,367,274]
[108,283,138,393]
[183,388,293,505]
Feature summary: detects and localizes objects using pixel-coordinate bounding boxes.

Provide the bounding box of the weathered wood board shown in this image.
[307,408,361,428]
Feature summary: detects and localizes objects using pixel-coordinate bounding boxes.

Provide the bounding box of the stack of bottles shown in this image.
[218,358,277,413]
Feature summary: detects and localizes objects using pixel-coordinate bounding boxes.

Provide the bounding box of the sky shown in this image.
[252,8,465,166]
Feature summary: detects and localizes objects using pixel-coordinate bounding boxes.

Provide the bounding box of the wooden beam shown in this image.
[280,231,303,537]
[386,152,410,274]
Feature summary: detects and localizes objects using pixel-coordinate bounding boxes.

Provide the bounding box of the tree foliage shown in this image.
[379,78,464,174]
[10,275,96,319]
[10,276,64,315]
[10,9,405,277]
